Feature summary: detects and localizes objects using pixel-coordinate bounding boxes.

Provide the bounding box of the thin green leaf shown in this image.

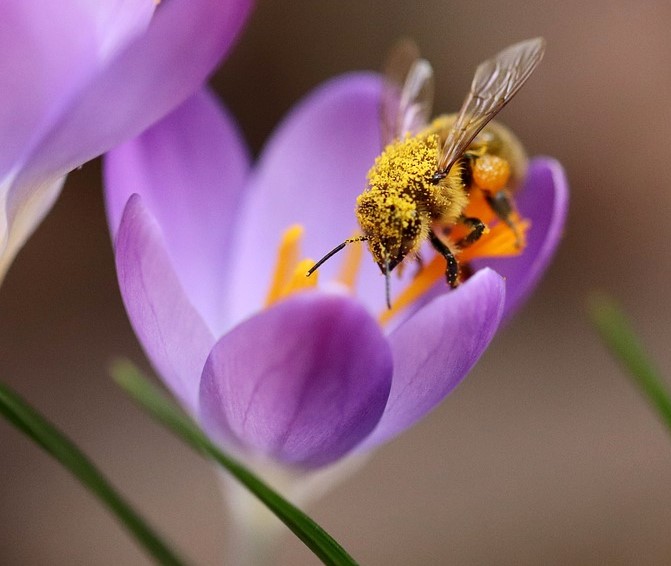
[589,293,671,432]
[111,360,358,566]
[0,382,187,566]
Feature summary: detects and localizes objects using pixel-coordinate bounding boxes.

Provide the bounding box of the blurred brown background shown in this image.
[3,0,671,564]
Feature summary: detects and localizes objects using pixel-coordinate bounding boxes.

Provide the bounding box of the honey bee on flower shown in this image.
[105,39,567,472]
[308,38,546,308]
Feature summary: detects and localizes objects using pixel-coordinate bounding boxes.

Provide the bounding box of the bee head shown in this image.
[355,189,424,274]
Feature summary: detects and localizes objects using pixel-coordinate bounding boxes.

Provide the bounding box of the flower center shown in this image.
[266,194,528,322]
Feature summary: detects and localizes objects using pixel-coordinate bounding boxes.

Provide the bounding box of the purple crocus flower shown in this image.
[0,0,251,282]
[104,74,568,473]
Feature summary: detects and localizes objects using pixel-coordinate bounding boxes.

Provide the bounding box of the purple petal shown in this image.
[0,1,154,177]
[199,293,393,469]
[360,268,505,450]
[105,89,250,335]
[474,157,568,319]
[225,73,385,323]
[9,0,252,212]
[115,194,215,414]
[77,1,156,61]
[1,0,153,267]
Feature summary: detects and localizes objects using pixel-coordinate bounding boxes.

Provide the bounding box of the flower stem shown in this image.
[222,475,286,566]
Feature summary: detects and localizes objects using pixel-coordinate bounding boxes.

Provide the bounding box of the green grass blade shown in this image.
[0,382,187,566]
[111,360,358,566]
[589,293,671,432]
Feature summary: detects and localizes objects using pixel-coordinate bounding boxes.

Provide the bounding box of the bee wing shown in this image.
[380,39,434,147]
[437,37,545,173]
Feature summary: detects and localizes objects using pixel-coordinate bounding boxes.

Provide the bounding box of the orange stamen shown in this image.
[265,224,304,307]
[283,258,319,298]
[464,186,495,224]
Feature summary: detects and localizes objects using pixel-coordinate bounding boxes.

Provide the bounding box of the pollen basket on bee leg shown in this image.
[473,154,511,191]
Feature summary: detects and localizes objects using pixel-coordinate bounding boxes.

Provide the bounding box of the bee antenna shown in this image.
[306,236,367,277]
[384,256,392,310]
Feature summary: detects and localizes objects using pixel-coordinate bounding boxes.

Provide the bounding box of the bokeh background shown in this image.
[3,0,671,564]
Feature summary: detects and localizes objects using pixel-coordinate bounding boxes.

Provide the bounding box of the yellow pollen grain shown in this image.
[378,255,445,326]
[265,224,304,307]
[367,134,439,192]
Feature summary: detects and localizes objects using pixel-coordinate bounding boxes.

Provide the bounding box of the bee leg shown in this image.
[429,231,459,288]
[485,190,521,248]
[456,216,486,247]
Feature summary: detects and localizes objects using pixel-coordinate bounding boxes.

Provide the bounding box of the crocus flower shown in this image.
[0,0,251,282]
[105,74,567,475]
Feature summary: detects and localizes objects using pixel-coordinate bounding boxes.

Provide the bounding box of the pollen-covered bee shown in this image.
[308,38,546,307]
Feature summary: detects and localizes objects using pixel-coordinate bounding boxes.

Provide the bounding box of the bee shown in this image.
[307,38,546,308]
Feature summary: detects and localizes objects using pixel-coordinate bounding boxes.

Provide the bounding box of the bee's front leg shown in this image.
[429,231,459,288]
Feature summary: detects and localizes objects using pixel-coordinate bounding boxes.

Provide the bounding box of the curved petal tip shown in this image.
[361,268,505,449]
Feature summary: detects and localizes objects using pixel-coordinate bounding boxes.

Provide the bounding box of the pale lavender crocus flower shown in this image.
[0,0,251,282]
[105,74,567,484]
